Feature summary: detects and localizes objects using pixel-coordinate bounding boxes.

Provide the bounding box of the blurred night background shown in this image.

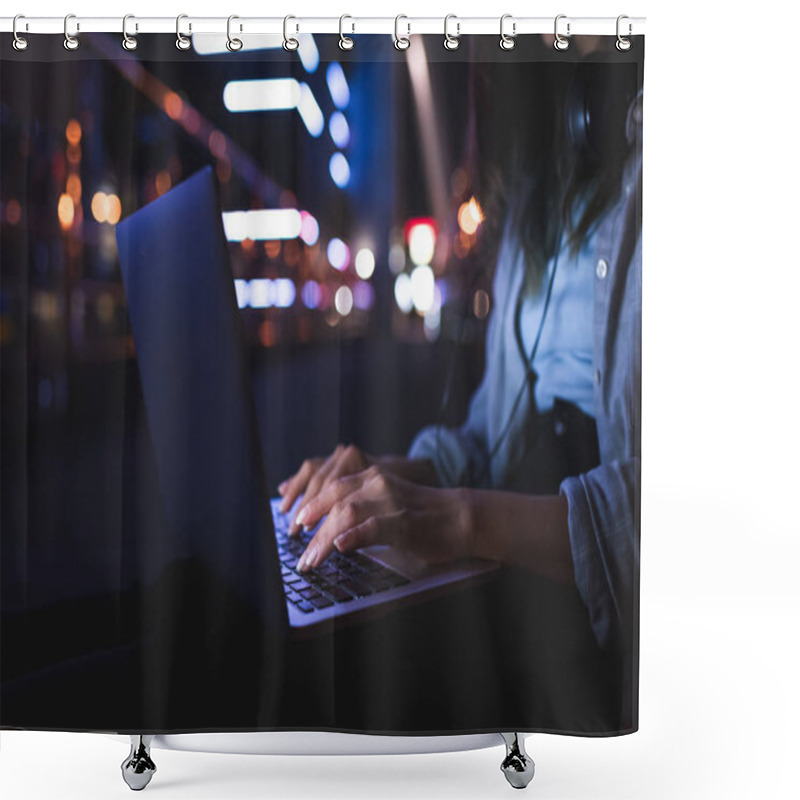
[1,34,575,712]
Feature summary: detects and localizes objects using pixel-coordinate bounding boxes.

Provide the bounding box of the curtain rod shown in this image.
[0,16,646,37]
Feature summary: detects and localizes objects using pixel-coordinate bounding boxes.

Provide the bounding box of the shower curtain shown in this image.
[1,23,643,737]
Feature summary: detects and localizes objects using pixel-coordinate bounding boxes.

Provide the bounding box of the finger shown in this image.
[279,458,319,514]
[295,472,365,530]
[296,497,385,572]
[289,446,344,533]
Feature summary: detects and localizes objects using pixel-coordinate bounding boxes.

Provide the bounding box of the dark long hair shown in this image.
[466,41,638,290]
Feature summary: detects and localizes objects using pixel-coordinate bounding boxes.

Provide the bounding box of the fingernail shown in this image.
[295,507,308,527]
[299,545,318,572]
[334,535,346,552]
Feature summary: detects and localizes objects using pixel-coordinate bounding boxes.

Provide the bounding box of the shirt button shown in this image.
[594,369,602,386]
[596,258,608,279]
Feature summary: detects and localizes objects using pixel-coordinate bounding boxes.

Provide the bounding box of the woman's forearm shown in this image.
[460,489,575,586]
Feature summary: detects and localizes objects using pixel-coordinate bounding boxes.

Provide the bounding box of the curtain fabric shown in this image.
[0,31,644,736]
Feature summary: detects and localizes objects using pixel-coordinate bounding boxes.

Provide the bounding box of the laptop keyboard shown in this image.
[272,506,410,614]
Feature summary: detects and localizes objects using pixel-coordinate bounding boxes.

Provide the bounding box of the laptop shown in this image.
[116,166,497,635]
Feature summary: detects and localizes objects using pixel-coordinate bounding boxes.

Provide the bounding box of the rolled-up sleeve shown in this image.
[560,457,640,652]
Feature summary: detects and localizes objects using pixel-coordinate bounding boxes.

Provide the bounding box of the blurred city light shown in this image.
[91,192,109,223]
[458,196,484,235]
[334,285,354,316]
[327,237,350,271]
[65,119,82,145]
[222,208,302,241]
[326,62,350,109]
[410,264,435,313]
[329,111,350,148]
[249,279,275,309]
[406,219,436,266]
[353,281,375,310]
[302,280,322,309]
[223,78,300,112]
[394,273,413,314]
[299,211,320,246]
[329,152,351,188]
[107,194,122,225]
[274,278,296,308]
[296,83,325,137]
[354,248,375,279]
[58,194,74,229]
[234,279,250,309]
[297,34,320,73]
[388,242,406,274]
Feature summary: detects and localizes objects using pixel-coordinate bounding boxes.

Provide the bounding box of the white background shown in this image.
[2,1,799,798]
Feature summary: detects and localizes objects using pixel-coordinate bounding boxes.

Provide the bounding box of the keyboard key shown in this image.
[323,585,354,603]
[295,600,314,614]
[309,595,334,609]
[299,587,322,600]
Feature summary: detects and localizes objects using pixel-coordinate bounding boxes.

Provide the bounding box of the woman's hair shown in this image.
[466,42,637,289]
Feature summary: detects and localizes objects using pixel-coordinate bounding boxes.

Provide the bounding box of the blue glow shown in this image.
[329,152,351,188]
[274,278,296,308]
[329,111,350,148]
[297,34,319,73]
[302,281,321,309]
[326,62,350,110]
[234,279,250,309]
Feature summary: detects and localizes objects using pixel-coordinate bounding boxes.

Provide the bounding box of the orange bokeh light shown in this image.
[58,193,74,229]
[65,119,82,145]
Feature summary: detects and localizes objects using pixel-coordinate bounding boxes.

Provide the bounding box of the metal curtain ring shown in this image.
[616,14,632,51]
[554,14,570,51]
[499,14,516,50]
[12,14,29,51]
[339,15,354,50]
[444,14,460,50]
[394,15,410,50]
[283,15,299,51]
[226,15,243,51]
[122,15,138,51]
[63,13,79,50]
[176,14,191,51]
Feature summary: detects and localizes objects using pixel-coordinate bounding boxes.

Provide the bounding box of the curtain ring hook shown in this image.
[339,14,354,50]
[12,14,29,51]
[122,14,138,51]
[226,15,243,51]
[554,14,570,51]
[616,14,632,51]
[283,15,299,51]
[63,13,80,50]
[499,14,516,50]
[176,13,192,51]
[500,14,517,50]
[394,15,410,51]
[444,14,460,51]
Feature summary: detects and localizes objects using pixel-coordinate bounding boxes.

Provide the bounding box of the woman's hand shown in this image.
[293,466,472,573]
[278,445,439,535]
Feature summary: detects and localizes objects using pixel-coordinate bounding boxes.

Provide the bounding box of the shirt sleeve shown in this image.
[559,457,640,653]
[407,370,491,488]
